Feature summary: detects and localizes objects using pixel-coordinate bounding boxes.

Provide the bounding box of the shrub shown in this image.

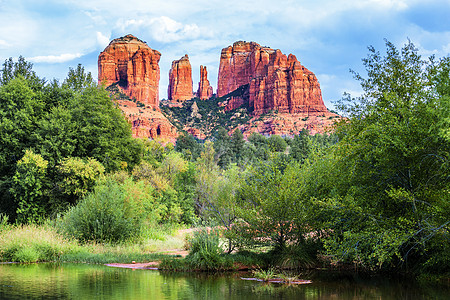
[13,247,40,263]
[185,228,231,271]
[58,178,162,243]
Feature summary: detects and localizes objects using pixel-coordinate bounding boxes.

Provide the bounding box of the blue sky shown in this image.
[1,0,449,109]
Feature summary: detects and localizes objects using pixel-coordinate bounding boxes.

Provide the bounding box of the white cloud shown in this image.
[368,0,409,10]
[29,53,83,63]
[0,39,11,48]
[443,43,450,55]
[117,16,212,43]
[96,32,110,48]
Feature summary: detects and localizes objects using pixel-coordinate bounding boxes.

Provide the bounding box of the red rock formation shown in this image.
[117,100,178,141]
[217,41,327,115]
[98,34,161,109]
[197,65,213,100]
[168,54,193,101]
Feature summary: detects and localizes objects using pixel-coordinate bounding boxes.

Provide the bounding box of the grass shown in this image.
[0,224,82,263]
[0,223,188,264]
[252,268,277,281]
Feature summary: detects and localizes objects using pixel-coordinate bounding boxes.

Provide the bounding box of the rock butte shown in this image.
[168,54,193,101]
[217,41,327,115]
[197,65,213,100]
[98,34,161,109]
[98,35,340,141]
[98,34,177,141]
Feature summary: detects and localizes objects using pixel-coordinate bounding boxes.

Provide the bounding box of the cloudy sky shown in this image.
[1,0,449,109]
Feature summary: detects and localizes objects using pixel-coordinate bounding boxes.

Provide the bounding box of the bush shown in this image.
[185,228,231,271]
[58,178,162,243]
[59,181,133,243]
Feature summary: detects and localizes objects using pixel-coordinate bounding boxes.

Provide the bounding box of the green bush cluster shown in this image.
[58,178,160,243]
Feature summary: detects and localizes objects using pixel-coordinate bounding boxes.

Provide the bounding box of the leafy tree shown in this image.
[10,150,48,224]
[325,40,450,270]
[289,130,310,162]
[267,135,288,153]
[0,59,144,220]
[236,157,309,252]
[62,64,95,91]
[247,132,270,160]
[175,132,202,161]
[54,157,105,207]
[0,56,45,90]
[0,77,44,177]
[230,129,245,163]
[213,127,232,168]
[195,141,220,217]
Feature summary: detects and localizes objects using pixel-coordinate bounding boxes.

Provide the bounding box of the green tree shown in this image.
[175,132,202,161]
[0,56,45,90]
[195,141,220,217]
[213,127,232,168]
[267,135,288,153]
[236,155,307,252]
[0,77,44,177]
[230,129,245,163]
[325,40,450,270]
[10,150,48,224]
[289,129,311,162]
[62,64,95,91]
[54,157,105,208]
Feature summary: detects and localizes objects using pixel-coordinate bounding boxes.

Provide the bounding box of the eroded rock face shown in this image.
[168,54,193,101]
[217,41,327,114]
[117,100,178,141]
[197,65,213,100]
[98,34,161,109]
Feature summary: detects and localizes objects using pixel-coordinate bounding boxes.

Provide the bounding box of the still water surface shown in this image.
[0,263,447,299]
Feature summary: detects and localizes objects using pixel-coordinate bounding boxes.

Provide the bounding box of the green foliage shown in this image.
[59,178,161,243]
[324,40,450,270]
[236,156,310,251]
[289,129,311,162]
[185,228,229,271]
[0,224,81,262]
[55,157,105,205]
[213,127,232,167]
[0,59,144,221]
[10,150,48,224]
[160,228,231,271]
[0,77,44,177]
[62,64,95,91]
[175,132,202,161]
[0,56,45,90]
[267,135,287,153]
[252,268,277,281]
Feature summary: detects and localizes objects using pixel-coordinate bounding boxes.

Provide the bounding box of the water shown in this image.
[0,263,447,299]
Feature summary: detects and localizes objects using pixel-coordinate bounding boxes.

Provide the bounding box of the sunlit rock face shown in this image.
[168,54,193,101]
[197,65,213,100]
[99,35,178,141]
[217,41,327,114]
[98,34,161,109]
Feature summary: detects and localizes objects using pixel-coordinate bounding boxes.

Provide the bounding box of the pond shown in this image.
[0,263,447,299]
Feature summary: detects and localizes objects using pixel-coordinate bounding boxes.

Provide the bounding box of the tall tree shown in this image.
[325,40,450,270]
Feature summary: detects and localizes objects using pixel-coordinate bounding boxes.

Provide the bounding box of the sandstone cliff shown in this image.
[98,34,161,109]
[168,54,193,101]
[217,41,327,115]
[197,66,213,100]
[117,100,177,141]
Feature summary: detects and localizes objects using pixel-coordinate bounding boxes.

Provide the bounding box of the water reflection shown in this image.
[0,263,447,300]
